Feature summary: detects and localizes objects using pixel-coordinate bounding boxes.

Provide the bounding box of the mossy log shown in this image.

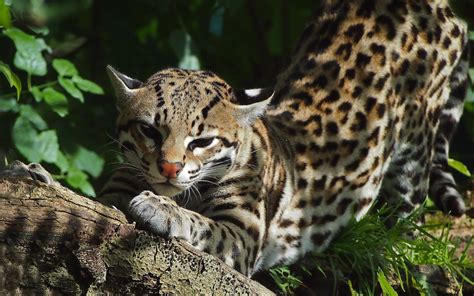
[0,176,274,295]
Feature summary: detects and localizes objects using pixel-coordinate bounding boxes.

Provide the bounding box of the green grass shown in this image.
[269,205,473,295]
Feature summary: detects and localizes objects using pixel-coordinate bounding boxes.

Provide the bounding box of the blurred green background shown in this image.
[0,0,473,195]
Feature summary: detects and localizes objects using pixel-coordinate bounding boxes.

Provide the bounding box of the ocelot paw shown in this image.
[128,191,189,239]
[0,160,59,186]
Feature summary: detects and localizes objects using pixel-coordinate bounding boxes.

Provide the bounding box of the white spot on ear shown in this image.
[235,91,274,126]
[245,88,262,97]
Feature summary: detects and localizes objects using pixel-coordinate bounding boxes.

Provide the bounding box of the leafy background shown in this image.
[1,0,473,195]
[0,0,473,293]
[0,0,320,195]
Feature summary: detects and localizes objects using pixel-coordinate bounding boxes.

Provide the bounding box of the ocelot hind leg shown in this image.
[428,41,469,217]
[378,40,469,220]
[377,139,434,224]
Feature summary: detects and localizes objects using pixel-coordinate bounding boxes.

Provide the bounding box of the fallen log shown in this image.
[0,176,274,295]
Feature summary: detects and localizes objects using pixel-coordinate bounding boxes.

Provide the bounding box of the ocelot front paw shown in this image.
[128,191,189,239]
[0,160,59,186]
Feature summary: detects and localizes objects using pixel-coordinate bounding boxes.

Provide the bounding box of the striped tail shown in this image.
[429,39,470,217]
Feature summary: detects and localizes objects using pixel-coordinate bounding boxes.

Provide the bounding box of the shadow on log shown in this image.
[0,176,273,295]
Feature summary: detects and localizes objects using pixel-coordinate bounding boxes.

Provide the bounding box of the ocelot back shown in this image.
[100,0,468,276]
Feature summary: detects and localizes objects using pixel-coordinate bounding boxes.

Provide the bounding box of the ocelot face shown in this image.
[107,66,272,197]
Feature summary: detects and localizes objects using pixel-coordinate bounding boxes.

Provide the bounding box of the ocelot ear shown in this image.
[106,65,143,110]
[232,88,274,126]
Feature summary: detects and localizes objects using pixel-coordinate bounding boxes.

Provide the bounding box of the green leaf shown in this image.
[469,68,474,84]
[36,130,59,163]
[0,97,18,112]
[466,102,474,114]
[29,26,49,36]
[19,105,48,130]
[54,150,69,173]
[4,28,50,76]
[377,271,398,296]
[52,59,78,77]
[469,31,474,41]
[411,273,436,296]
[0,61,22,100]
[66,167,96,197]
[11,110,59,163]
[66,167,87,187]
[31,86,43,102]
[348,280,363,296]
[79,180,96,197]
[37,131,58,162]
[59,77,84,102]
[465,84,474,115]
[42,87,68,117]
[269,266,302,294]
[448,158,471,177]
[424,196,435,208]
[137,18,158,43]
[14,51,47,76]
[71,146,104,178]
[0,0,11,28]
[12,115,41,162]
[72,76,104,95]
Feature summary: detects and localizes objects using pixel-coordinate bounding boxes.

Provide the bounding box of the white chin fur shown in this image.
[150,182,184,197]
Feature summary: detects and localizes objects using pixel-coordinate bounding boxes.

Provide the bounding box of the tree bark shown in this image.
[0,176,274,295]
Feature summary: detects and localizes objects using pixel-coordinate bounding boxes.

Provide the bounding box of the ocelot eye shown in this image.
[188,137,216,151]
[138,123,159,139]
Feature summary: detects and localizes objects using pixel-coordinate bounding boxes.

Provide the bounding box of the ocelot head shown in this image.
[107,66,273,197]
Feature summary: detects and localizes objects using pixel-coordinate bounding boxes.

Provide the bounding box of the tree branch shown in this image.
[0,176,274,295]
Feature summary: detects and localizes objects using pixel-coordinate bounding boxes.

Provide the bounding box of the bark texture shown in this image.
[0,176,274,295]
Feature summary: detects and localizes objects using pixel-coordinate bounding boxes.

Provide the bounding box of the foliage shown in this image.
[1,0,472,191]
[448,158,472,177]
[0,2,104,196]
[0,0,314,195]
[269,205,474,295]
[269,266,304,294]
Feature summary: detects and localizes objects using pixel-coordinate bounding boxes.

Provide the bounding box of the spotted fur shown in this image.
[101,0,468,276]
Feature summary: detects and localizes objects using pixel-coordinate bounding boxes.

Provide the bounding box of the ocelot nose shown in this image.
[158,160,183,178]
